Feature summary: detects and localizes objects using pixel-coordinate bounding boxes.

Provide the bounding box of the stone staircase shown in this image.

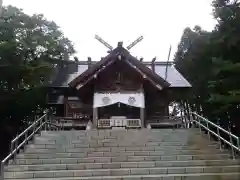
[4,129,240,180]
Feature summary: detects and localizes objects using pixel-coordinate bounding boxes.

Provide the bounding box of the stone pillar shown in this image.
[140,108,145,128]
[92,108,98,129]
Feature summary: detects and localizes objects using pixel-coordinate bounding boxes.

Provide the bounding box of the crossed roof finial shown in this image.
[95,34,143,51]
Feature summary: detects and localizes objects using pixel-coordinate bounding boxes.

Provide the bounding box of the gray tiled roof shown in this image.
[49,63,191,88]
[49,64,88,87]
[147,65,191,87]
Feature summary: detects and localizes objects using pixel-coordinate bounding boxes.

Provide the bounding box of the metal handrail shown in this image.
[192,112,238,139]
[11,114,47,144]
[190,112,240,159]
[0,110,58,180]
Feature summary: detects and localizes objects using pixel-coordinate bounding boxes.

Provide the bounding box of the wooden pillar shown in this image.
[88,57,92,69]
[140,85,145,128]
[93,107,98,129]
[64,96,68,117]
[140,108,145,128]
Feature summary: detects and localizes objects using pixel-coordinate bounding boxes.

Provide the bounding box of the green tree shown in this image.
[208,0,240,129]
[174,26,213,116]
[174,0,240,135]
[0,5,75,158]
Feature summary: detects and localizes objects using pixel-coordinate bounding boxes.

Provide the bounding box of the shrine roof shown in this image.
[68,47,171,89]
[48,47,191,88]
[48,62,191,88]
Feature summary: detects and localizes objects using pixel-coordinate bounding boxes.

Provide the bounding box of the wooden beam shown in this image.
[76,58,115,90]
[76,83,84,90]
[127,36,143,50]
[124,59,162,90]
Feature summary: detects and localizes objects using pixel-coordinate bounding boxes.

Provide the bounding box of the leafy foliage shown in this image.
[174,0,240,135]
[0,6,75,158]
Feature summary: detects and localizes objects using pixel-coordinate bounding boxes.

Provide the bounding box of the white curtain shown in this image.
[93,92,145,108]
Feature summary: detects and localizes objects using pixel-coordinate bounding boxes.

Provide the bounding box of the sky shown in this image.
[4,0,216,61]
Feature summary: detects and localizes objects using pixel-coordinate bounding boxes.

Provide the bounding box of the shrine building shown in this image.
[47,42,191,129]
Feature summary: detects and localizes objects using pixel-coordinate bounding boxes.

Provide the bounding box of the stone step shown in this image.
[33,140,216,146]
[40,131,199,135]
[38,132,205,137]
[5,129,239,180]
[26,144,219,150]
[38,133,201,138]
[35,135,207,141]
[17,150,229,159]
[35,139,205,145]
[42,136,207,141]
[4,166,240,179]
[38,134,206,139]
[40,129,201,135]
[6,159,240,172]
[11,154,232,165]
[23,148,224,155]
[5,172,240,180]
